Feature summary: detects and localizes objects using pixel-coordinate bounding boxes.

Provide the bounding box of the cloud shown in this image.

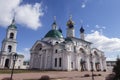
[86,31,120,60]
[95,25,106,29]
[18,47,30,61]
[81,0,88,8]
[0,0,44,30]
[81,3,86,8]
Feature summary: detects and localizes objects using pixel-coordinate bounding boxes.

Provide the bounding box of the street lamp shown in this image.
[10,53,18,80]
[90,53,94,80]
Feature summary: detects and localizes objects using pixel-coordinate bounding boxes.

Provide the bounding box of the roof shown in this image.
[8,24,17,29]
[66,37,92,44]
[8,18,17,29]
[44,29,63,38]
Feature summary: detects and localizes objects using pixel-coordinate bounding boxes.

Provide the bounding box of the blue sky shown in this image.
[0,0,120,61]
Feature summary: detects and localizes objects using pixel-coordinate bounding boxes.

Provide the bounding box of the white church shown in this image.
[30,17,107,71]
[0,19,24,69]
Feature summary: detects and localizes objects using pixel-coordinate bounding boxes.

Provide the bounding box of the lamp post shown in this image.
[10,53,18,80]
[90,53,94,80]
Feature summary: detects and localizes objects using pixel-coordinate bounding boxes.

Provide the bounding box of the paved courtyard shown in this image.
[0,71,111,80]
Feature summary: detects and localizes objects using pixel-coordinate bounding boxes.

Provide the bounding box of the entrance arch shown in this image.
[80,48,87,71]
[5,59,9,68]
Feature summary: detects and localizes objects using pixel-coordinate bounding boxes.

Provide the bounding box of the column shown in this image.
[93,57,96,71]
[76,54,81,71]
[103,58,107,71]
[67,54,71,71]
[86,55,90,71]
[100,58,103,71]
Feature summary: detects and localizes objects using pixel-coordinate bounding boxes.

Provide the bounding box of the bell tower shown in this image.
[1,18,17,54]
[66,15,75,38]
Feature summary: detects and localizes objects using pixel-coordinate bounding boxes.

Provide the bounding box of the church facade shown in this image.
[30,17,107,71]
[0,19,24,69]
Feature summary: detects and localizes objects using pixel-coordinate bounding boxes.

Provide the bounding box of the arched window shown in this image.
[8,45,12,52]
[9,33,14,39]
[80,48,85,53]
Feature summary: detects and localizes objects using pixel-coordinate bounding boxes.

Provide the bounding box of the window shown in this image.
[56,42,59,44]
[55,58,57,67]
[55,49,58,53]
[59,58,62,67]
[71,62,73,68]
[8,45,12,52]
[80,48,84,53]
[9,33,14,39]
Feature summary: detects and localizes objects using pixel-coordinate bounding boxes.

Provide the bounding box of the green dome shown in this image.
[45,30,63,38]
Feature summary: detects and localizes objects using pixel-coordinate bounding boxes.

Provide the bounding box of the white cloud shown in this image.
[95,25,100,29]
[81,3,86,8]
[24,48,30,52]
[0,0,44,30]
[18,47,30,61]
[86,31,120,61]
[81,0,88,8]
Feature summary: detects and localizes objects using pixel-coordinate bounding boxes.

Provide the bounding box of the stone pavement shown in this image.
[0,71,111,80]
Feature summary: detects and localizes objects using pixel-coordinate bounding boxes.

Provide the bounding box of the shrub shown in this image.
[39,75,50,80]
[98,74,102,76]
[84,74,90,77]
[103,69,106,72]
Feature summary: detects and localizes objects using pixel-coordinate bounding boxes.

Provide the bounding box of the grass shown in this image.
[0,69,46,74]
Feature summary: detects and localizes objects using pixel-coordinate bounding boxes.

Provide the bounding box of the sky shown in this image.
[0,0,120,61]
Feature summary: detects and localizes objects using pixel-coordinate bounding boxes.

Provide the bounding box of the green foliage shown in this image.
[0,69,44,74]
[113,58,120,80]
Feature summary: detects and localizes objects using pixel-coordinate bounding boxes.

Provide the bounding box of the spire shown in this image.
[11,17,15,25]
[52,16,57,30]
[67,15,74,28]
[8,16,17,29]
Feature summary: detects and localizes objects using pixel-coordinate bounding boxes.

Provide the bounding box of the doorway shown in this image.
[5,59,9,68]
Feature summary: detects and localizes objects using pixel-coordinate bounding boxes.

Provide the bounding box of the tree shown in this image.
[113,57,120,80]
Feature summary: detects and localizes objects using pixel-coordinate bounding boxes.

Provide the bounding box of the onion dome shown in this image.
[80,26,84,33]
[66,15,74,28]
[45,16,63,38]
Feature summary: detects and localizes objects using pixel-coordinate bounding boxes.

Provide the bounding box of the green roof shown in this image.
[44,30,63,38]
[8,24,17,29]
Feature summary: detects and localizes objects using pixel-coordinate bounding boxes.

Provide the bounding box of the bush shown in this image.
[103,69,106,72]
[39,75,50,80]
[98,74,102,76]
[84,74,90,77]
